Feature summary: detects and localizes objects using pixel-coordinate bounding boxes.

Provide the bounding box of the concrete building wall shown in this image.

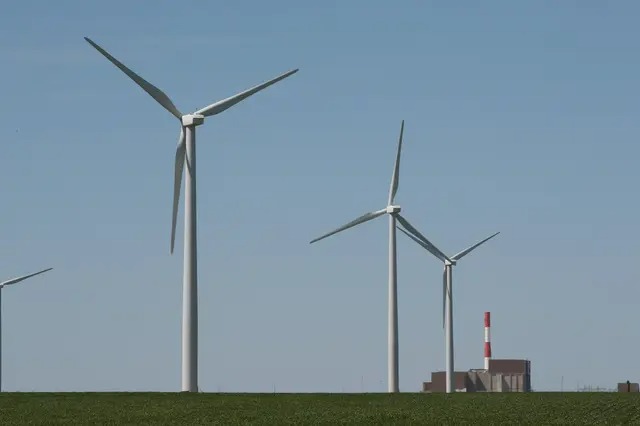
[504,373,526,392]
[466,371,527,392]
[423,371,468,392]
[426,369,530,392]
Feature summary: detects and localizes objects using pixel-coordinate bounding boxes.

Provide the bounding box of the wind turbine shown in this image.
[84,37,298,392]
[310,120,428,393]
[397,225,499,393]
[0,267,52,391]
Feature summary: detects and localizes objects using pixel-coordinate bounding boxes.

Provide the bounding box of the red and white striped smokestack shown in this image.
[484,311,492,370]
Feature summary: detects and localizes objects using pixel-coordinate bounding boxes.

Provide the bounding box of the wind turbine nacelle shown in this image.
[181,114,205,126]
[386,205,401,214]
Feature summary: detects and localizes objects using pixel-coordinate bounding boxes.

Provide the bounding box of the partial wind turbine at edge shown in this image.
[0,268,53,288]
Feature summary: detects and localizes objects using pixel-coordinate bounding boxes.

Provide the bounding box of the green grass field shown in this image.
[0,392,639,425]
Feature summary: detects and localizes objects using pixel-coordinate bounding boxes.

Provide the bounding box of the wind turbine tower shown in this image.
[85,37,298,392]
[310,121,429,393]
[398,226,499,393]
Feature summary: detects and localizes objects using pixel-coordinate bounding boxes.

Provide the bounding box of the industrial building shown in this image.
[422,312,532,392]
[618,381,639,392]
[422,359,532,392]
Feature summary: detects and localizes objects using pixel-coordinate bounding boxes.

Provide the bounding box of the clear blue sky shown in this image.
[1,1,639,392]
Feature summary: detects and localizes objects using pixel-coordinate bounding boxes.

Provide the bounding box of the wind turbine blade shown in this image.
[310,208,387,244]
[397,225,447,264]
[170,127,186,254]
[84,37,183,119]
[442,266,446,329]
[0,268,53,288]
[195,69,299,117]
[451,232,500,261]
[395,215,452,263]
[388,120,404,205]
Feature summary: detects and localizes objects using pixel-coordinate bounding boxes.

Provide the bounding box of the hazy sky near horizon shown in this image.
[1,1,639,392]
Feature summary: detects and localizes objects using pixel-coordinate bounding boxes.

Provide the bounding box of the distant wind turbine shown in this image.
[398,225,499,393]
[0,268,52,391]
[310,121,427,393]
[85,37,298,392]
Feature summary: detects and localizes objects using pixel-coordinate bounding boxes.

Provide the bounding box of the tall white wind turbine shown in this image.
[398,225,499,393]
[0,267,52,391]
[85,37,298,392]
[310,121,428,393]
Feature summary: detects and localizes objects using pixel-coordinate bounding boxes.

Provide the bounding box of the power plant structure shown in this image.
[484,311,491,370]
[422,311,532,392]
[618,381,639,392]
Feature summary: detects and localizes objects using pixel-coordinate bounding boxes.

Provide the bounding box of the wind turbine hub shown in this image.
[386,205,401,214]
[181,114,205,127]
[445,259,456,266]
